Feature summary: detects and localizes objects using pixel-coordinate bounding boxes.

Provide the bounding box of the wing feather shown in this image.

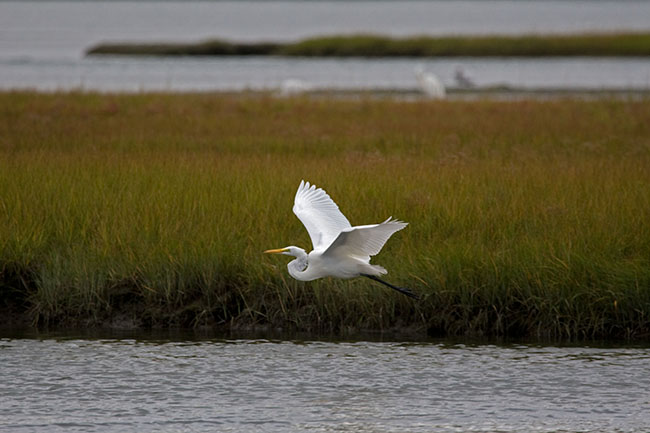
[324,217,408,259]
[293,180,352,250]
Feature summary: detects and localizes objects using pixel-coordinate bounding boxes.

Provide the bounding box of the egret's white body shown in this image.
[265,181,418,299]
[415,66,446,99]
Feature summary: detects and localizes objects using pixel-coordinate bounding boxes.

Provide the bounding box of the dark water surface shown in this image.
[1,332,649,432]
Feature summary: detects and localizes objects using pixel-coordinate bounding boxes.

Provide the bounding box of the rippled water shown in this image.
[1,335,649,432]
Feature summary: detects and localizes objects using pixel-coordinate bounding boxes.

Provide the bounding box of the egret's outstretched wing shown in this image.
[293,180,352,251]
[324,218,407,260]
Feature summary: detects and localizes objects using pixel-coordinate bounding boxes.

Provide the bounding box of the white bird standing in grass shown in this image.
[265,180,419,299]
[415,65,446,99]
[279,78,311,96]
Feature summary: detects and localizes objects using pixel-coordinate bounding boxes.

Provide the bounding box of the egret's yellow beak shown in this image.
[264,248,288,254]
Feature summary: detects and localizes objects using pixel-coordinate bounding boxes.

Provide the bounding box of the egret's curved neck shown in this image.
[286,248,315,281]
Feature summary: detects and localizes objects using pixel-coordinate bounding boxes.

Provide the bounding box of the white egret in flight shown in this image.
[265,180,419,299]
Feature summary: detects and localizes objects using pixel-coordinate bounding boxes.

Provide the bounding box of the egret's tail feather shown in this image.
[362,274,420,300]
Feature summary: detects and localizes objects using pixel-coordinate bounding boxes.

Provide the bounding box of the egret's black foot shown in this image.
[362,274,420,300]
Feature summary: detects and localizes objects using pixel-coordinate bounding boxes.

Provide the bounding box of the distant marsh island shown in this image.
[86,33,650,57]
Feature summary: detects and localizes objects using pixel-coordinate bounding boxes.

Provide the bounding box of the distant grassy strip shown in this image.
[88,40,282,56]
[1,92,650,339]
[86,33,650,57]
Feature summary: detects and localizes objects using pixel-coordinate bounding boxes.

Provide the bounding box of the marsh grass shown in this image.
[86,32,650,57]
[280,33,650,57]
[1,92,649,338]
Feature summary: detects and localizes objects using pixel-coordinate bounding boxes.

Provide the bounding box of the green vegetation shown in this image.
[86,32,650,57]
[88,40,281,56]
[1,91,650,339]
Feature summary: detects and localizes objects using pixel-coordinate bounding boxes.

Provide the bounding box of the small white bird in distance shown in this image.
[415,65,446,99]
[265,180,419,299]
[279,78,311,96]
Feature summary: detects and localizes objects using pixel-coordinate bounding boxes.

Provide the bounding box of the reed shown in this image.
[1,91,649,339]
[86,32,650,57]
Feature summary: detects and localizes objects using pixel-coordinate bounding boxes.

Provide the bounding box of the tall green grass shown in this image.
[1,92,649,339]
[86,32,650,57]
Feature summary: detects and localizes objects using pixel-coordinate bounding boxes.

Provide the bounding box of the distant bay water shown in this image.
[1,1,650,92]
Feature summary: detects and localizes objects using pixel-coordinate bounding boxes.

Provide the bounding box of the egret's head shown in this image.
[264,246,305,258]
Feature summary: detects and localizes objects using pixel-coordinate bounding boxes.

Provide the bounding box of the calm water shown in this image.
[1,335,650,433]
[3,55,650,92]
[1,1,650,92]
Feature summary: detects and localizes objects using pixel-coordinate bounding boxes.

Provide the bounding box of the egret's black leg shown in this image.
[362,274,420,300]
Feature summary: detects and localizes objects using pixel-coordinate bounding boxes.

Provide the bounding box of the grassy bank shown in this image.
[1,91,650,339]
[86,32,650,57]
